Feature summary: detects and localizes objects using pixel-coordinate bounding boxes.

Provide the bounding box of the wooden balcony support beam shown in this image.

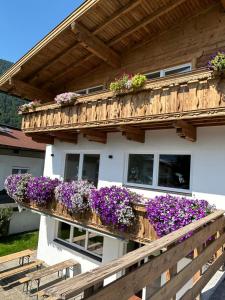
[9,79,54,102]
[71,22,121,68]
[82,130,107,144]
[174,120,196,142]
[50,131,78,144]
[118,125,145,143]
[26,133,54,145]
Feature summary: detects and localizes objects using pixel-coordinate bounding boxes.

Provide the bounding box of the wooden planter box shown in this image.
[22,201,158,243]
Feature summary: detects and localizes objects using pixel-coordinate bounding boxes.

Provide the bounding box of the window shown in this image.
[145,63,191,80]
[82,154,100,186]
[125,153,191,192]
[76,85,104,95]
[12,167,29,175]
[64,153,100,186]
[158,155,191,190]
[127,154,154,186]
[56,221,104,260]
[64,154,80,181]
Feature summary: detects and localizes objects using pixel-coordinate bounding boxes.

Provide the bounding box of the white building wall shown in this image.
[44,126,225,209]
[8,210,40,235]
[37,215,126,275]
[0,155,44,190]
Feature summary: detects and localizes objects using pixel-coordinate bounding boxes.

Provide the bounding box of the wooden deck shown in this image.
[39,210,225,300]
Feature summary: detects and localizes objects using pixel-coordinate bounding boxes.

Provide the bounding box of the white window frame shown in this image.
[124,152,192,193]
[62,151,101,185]
[76,85,104,95]
[56,221,104,260]
[12,167,30,174]
[145,63,192,80]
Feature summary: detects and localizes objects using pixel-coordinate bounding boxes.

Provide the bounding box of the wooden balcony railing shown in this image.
[39,210,225,300]
[21,69,225,141]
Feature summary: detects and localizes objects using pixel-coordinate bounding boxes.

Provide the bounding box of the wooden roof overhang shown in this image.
[0,0,220,102]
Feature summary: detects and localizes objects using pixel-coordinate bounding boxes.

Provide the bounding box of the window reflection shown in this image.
[64,154,80,181]
[158,155,191,190]
[82,154,100,187]
[127,154,154,185]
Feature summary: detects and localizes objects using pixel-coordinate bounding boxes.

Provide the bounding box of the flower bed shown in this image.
[4,174,215,243]
[109,73,147,94]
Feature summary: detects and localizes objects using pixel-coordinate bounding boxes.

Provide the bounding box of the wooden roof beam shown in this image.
[71,22,121,68]
[82,130,107,144]
[109,0,188,46]
[50,131,78,144]
[9,79,54,102]
[174,120,196,142]
[221,0,225,9]
[26,133,54,145]
[118,125,145,143]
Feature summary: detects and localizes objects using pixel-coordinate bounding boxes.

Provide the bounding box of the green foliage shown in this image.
[0,231,39,256]
[131,74,147,89]
[110,73,147,93]
[0,59,28,128]
[0,208,13,237]
[208,52,225,72]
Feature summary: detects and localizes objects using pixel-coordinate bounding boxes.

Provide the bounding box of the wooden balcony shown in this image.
[21,68,225,144]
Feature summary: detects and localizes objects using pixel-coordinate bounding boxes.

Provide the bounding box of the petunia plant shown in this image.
[89,186,142,230]
[55,180,95,213]
[208,52,225,73]
[26,176,60,206]
[54,92,80,105]
[4,174,32,202]
[146,194,214,238]
[110,73,147,93]
[18,100,41,113]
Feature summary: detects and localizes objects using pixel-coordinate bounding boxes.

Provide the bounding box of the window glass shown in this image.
[82,154,100,187]
[57,222,70,241]
[145,71,161,80]
[158,155,191,190]
[87,232,103,257]
[88,86,104,93]
[12,168,29,175]
[64,154,80,181]
[127,154,154,185]
[76,89,87,95]
[164,65,191,76]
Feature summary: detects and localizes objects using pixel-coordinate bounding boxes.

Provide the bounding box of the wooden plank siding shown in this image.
[21,69,225,135]
[39,210,225,300]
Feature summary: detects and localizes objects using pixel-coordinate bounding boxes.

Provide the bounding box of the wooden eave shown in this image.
[0,0,219,102]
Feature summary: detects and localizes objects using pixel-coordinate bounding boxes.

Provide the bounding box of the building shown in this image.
[0,125,45,234]
[0,0,225,298]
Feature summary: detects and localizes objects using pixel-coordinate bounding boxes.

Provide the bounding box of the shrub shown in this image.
[146,194,214,238]
[0,208,13,237]
[90,186,141,229]
[26,177,60,206]
[54,92,79,105]
[110,73,146,93]
[55,180,94,212]
[208,52,225,72]
[4,174,32,202]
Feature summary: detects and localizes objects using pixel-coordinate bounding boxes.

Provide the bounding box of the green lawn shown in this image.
[0,231,39,257]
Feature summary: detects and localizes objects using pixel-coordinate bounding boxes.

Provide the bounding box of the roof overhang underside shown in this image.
[0,0,219,102]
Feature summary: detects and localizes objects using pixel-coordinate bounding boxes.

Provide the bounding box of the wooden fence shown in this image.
[40,210,225,300]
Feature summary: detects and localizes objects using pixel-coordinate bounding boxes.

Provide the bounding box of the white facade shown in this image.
[36,126,225,298]
[0,154,44,190]
[44,126,225,209]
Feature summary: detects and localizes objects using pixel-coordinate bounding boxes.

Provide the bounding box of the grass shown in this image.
[0,231,39,257]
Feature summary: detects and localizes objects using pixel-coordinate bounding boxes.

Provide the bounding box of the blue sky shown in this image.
[0,0,84,63]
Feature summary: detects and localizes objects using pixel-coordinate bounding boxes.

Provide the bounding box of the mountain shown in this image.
[0,59,27,128]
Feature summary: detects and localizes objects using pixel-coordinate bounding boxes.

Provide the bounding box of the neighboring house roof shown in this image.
[0,125,45,151]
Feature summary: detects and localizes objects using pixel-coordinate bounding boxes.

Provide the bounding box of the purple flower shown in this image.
[146,194,214,238]
[54,92,79,105]
[55,180,94,212]
[4,174,31,202]
[89,186,142,230]
[26,176,60,206]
